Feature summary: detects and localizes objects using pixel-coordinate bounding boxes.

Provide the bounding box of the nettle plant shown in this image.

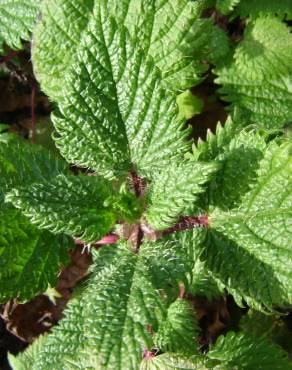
[0,0,292,369]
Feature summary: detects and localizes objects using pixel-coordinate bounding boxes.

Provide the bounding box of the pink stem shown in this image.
[162,215,209,236]
[74,215,208,248]
[143,350,156,360]
[96,234,120,245]
[74,234,120,246]
[179,283,185,299]
[130,170,145,197]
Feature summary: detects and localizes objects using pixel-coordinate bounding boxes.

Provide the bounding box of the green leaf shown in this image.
[0,0,41,52]
[168,230,223,300]
[235,0,292,20]
[140,352,206,370]
[32,0,215,99]
[208,331,292,370]
[196,142,292,311]
[52,12,190,179]
[0,139,68,203]
[191,116,239,162]
[6,174,141,243]
[177,91,203,121]
[138,237,195,304]
[27,238,194,369]
[216,0,241,15]
[32,0,94,100]
[208,129,267,210]
[206,25,231,64]
[0,124,17,143]
[9,335,48,370]
[103,0,214,91]
[240,310,292,353]
[146,161,219,230]
[154,299,199,354]
[31,245,162,369]
[189,258,222,300]
[0,208,70,302]
[215,16,292,128]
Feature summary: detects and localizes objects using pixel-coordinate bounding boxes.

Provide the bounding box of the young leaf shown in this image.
[235,0,292,20]
[0,208,71,302]
[52,12,190,179]
[0,0,41,52]
[196,142,292,311]
[168,230,223,300]
[140,238,194,296]
[177,91,203,121]
[146,161,219,230]
[215,16,292,128]
[208,129,267,210]
[208,331,292,370]
[6,174,140,243]
[189,258,222,300]
[154,299,199,354]
[191,116,239,162]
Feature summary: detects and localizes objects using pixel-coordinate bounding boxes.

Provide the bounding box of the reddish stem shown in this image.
[143,350,156,360]
[75,234,119,247]
[130,170,145,197]
[74,215,208,248]
[134,226,143,254]
[162,215,209,236]
[0,50,19,65]
[31,85,36,143]
[96,234,120,245]
[146,324,154,336]
[179,283,185,299]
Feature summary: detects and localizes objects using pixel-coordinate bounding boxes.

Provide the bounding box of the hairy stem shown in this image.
[134,226,143,254]
[130,170,145,197]
[75,215,208,249]
[74,234,119,247]
[161,215,209,236]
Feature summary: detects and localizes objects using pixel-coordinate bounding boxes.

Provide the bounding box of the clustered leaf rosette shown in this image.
[0,0,291,369]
